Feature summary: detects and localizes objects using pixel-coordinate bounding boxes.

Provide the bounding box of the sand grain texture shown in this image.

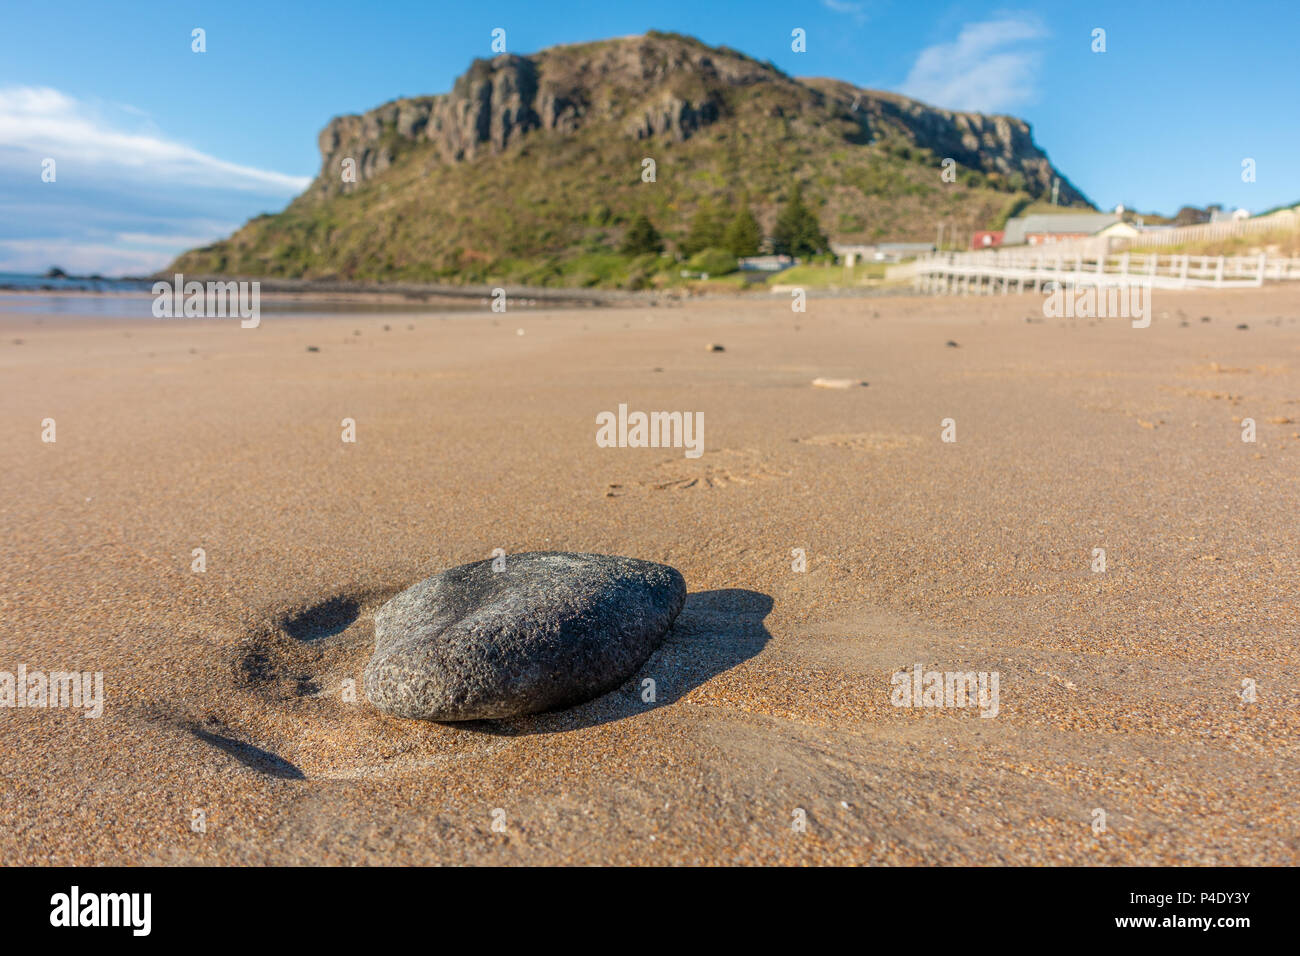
[1,289,1297,865]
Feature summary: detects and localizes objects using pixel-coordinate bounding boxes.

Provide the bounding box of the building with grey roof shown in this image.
[1002,213,1119,246]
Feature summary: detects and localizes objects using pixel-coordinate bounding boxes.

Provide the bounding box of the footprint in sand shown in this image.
[606,448,788,496]
[605,437,925,496]
[794,432,923,453]
[1159,386,1243,405]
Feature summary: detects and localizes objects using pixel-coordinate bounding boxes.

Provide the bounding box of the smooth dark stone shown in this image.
[365,552,685,720]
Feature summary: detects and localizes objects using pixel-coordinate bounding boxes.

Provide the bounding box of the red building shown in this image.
[971,230,1004,249]
[1025,231,1093,246]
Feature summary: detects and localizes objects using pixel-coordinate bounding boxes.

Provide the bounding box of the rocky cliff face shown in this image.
[311,32,1088,206]
[808,81,1080,202]
[315,56,543,190]
[172,32,1092,285]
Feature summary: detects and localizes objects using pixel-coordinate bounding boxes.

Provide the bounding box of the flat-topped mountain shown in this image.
[171,31,1091,287]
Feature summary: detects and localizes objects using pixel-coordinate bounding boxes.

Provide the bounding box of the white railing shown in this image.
[1112,211,1300,250]
[903,250,1300,294]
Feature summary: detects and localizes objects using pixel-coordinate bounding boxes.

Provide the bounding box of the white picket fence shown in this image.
[1112,210,1300,251]
[902,250,1300,295]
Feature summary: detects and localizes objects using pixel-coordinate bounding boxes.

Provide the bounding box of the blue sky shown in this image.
[2,0,1296,274]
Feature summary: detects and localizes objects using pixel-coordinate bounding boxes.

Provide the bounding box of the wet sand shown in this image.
[1,288,1297,865]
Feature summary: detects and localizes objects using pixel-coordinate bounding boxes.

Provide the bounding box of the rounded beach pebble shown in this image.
[811,377,867,389]
[364,552,686,720]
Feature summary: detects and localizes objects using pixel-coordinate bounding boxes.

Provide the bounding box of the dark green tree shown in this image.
[620,214,663,255]
[723,206,762,257]
[771,185,828,257]
[682,202,726,256]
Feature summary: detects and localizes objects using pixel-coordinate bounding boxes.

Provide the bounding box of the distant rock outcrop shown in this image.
[171,32,1091,285]
[313,35,1086,203]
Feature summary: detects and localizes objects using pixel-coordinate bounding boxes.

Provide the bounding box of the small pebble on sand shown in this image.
[812,377,867,389]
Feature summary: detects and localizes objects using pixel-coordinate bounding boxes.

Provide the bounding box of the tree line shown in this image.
[620,185,829,259]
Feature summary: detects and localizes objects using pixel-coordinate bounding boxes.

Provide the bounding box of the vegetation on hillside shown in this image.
[771,185,829,257]
[170,33,1089,289]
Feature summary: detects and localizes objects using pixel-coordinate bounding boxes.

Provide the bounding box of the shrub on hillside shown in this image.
[724,207,762,257]
[682,203,727,256]
[620,214,663,255]
[686,247,738,275]
[772,185,828,257]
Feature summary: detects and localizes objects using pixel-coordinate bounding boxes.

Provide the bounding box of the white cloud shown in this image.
[0,87,308,275]
[0,239,176,276]
[900,16,1047,113]
[113,230,237,249]
[822,0,869,22]
[0,86,310,192]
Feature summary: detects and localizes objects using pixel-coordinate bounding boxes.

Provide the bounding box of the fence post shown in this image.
[1215,256,1225,287]
[1256,252,1267,288]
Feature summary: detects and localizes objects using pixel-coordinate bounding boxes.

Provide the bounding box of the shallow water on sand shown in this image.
[0,292,495,320]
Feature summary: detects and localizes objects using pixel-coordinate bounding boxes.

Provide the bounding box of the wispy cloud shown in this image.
[0,238,201,276]
[0,86,308,275]
[0,87,309,192]
[900,15,1047,113]
[822,0,869,23]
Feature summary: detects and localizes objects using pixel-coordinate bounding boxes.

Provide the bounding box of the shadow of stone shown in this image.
[282,595,360,642]
[468,588,774,736]
[189,726,307,780]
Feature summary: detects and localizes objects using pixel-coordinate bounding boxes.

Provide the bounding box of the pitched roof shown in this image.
[1003,213,1119,245]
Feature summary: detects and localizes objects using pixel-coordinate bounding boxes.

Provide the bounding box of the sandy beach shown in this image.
[1,288,1297,866]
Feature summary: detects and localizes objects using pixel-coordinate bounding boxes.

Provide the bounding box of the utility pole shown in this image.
[1051,177,1060,207]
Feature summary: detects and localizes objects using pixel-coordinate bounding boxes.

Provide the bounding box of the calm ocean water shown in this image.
[0,273,156,318]
[0,273,492,319]
[0,271,155,292]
